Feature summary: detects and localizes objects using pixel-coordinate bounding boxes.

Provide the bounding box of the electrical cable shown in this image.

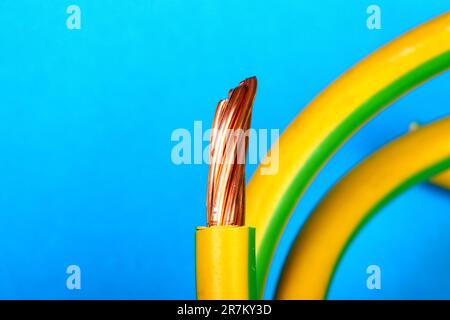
[275,116,450,299]
[245,11,450,297]
[196,77,258,299]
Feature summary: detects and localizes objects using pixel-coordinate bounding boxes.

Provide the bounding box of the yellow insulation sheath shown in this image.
[196,226,257,299]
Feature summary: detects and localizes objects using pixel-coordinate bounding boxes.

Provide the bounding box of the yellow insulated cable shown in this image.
[196,226,257,300]
[276,116,450,299]
[246,11,450,296]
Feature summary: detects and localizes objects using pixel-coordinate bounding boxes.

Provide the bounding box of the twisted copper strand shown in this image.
[206,77,257,226]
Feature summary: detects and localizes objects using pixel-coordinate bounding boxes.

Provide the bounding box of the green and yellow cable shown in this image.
[276,116,450,299]
[196,226,256,299]
[196,12,450,300]
[246,11,450,297]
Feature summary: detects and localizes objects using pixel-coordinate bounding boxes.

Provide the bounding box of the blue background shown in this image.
[0,0,449,299]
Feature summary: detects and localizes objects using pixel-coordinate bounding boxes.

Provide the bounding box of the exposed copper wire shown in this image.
[206,77,257,227]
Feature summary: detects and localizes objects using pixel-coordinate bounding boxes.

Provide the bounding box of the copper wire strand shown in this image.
[206,77,257,227]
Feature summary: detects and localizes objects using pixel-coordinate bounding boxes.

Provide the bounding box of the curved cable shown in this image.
[246,11,450,296]
[276,116,450,299]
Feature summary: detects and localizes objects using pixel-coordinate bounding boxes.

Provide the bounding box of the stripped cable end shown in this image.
[206,77,257,227]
